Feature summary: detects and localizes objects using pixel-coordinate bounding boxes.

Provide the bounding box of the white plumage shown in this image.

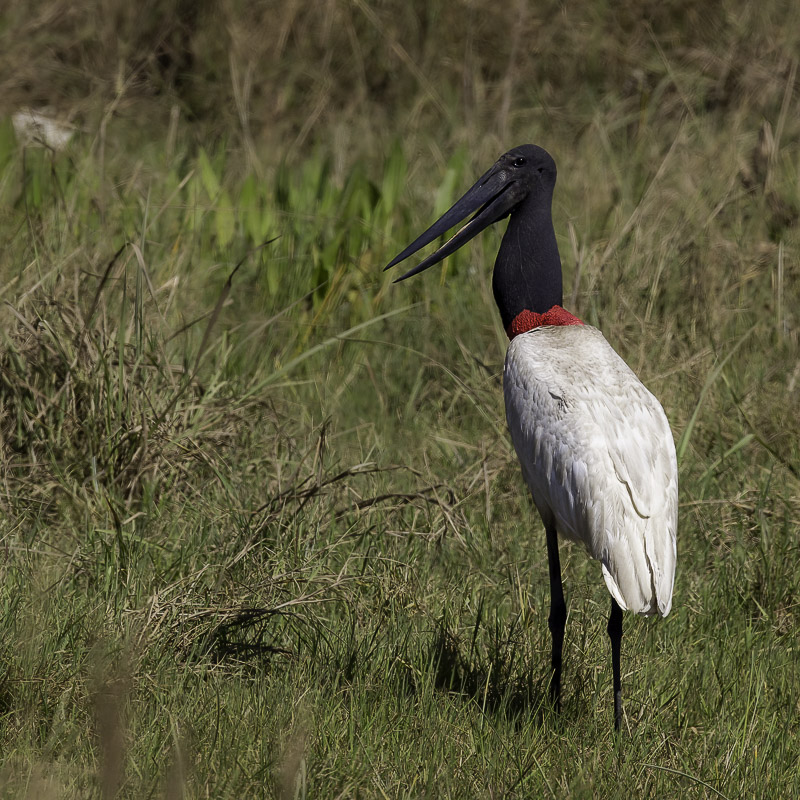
[503,324,677,617]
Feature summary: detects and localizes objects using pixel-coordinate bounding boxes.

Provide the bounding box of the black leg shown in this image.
[545,521,566,713]
[607,597,624,732]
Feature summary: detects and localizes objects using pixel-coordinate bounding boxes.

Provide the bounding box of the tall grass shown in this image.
[0,1,799,797]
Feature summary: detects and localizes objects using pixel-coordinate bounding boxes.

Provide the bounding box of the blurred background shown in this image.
[0,2,799,797]
[2,1,797,338]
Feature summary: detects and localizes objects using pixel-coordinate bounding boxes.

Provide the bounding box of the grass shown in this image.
[0,1,799,797]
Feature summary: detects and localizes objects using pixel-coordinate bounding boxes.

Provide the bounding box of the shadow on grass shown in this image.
[425,620,549,726]
[193,603,551,726]
[207,609,295,662]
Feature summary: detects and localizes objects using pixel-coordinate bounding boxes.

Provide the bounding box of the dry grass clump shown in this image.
[0,251,245,519]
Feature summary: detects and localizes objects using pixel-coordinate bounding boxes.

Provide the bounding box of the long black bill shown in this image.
[384,165,521,282]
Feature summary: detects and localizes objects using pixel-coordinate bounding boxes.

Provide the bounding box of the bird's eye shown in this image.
[513,156,526,167]
[537,166,544,173]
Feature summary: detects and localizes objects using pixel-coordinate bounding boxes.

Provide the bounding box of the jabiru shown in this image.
[385,144,677,732]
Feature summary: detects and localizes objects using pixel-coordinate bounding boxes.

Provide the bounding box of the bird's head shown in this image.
[384,144,557,281]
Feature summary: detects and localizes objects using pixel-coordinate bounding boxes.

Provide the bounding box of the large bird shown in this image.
[385,144,677,731]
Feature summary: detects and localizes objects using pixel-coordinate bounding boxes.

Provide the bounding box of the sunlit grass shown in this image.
[1,2,799,798]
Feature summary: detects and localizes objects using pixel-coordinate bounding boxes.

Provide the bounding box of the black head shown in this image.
[492,144,557,199]
[384,144,558,281]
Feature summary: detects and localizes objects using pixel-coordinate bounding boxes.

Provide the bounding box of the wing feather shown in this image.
[504,325,677,616]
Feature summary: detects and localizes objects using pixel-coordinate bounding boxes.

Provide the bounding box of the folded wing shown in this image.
[503,325,678,616]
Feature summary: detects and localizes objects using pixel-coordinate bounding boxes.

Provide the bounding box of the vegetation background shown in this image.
[0,1,799,797]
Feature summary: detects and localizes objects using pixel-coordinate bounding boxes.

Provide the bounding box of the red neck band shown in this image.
[506,305,584,340]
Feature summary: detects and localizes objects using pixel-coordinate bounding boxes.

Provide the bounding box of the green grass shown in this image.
[1,2,800,797]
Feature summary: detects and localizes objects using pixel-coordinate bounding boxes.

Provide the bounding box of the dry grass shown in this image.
[0,1,799,797]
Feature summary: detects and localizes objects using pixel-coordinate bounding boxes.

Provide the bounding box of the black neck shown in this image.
[491,195,562,329]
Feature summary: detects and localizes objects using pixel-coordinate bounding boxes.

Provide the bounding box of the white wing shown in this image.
[503,325,677,617]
